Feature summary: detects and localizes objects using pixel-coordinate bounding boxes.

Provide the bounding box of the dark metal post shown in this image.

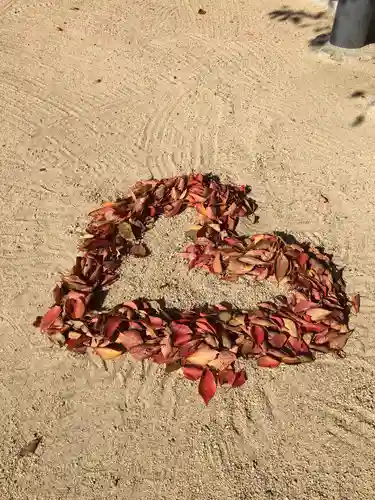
[330,0,375,49]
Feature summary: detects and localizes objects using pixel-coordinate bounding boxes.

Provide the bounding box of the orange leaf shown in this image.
[116,330,143,349]
[212,252,223,274]
[257,356,280,368]
[186,345,218,366]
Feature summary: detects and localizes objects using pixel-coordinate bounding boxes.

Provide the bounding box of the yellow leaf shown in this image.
[95,346,124,360]
[306,308,331,321]
[282,318,298,338]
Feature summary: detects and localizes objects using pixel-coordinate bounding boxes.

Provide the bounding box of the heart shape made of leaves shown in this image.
[35,174,360,404]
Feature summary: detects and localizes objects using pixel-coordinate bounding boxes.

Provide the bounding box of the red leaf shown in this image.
[170,322,193,336]
[174,333,193,346]
[294,300,316,313]
[287,337,310,355]
[257,356,280,368]
[218,369,236,386]
[183,365,203,381]
[116,330,144,349]
[40,306,62,332]
[351,293,360,314]
[199,369,217,405]
[196,318,216,334]
[251,325,265,345]
[129,344,158,360]
[232,369,247,387]
[69,297,85,319]
[104,316,123,338]
[268,332,287,349]
[147,316,164,329]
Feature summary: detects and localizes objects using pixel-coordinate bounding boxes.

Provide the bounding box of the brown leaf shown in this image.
[130,243,147,257]
[328,331,352,351]
[208,350,236,371]
[165,361,181,373]
[183,365,203,381]
[227,259,252,275]
[218,311,231,323]
[280,355,300,365]
[306,308,331,321]
[118,222,135,240]
[205,334,219,348]
[199,369,217,405]
[19,436,42,457]
[351,293,360,314]
[186,345,218,366]
[275,253,289,282]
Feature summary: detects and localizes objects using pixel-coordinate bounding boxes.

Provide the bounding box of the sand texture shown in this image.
[1,0,375,499]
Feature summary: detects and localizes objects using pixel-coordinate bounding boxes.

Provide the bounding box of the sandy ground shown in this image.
[1,0,375,499]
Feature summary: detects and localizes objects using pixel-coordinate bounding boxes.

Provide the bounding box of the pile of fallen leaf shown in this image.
[35,174,360,404]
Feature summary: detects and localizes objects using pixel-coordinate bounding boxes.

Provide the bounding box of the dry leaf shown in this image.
[19,436,42,457]
[183,365,203,381]
[199,369,216,405]
[306,308,331,321]
[186,345,218,366]
[218,369,236,386]
[212,252,223,274]
[208,350,236,370]
[35,173,358,404]
[257,355,280,368]
[130,243,147,257]
[95,345,124,360]
[40,306,62,332]
[282,318,298,338]
[351,293,360,314]
[232,370,247,387]
[275,253,289,282]
[116,330,143,349]
[118,222,135,240]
